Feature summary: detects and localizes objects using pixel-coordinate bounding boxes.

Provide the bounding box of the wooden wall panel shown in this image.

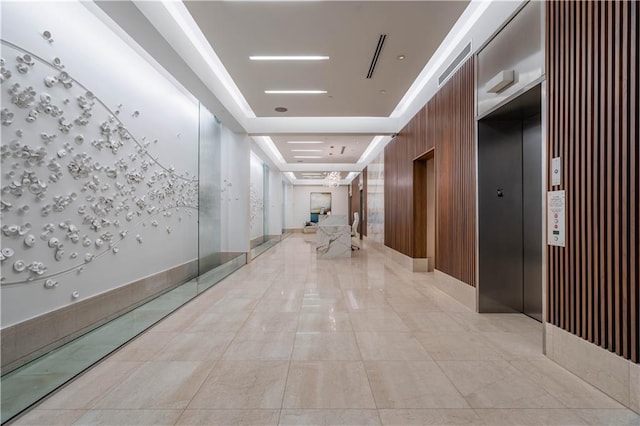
[384,57,476,287]
[547,0,639,363]
[434,58,476,286]
[384,112,420,255]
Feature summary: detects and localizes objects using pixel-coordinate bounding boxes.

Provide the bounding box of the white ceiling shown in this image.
[293,171,349,180]
[126,0,524,185]
[184,1,468,118]
[272,135,374,164]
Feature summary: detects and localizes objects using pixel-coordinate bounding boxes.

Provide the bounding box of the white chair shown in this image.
[351,212,360,250]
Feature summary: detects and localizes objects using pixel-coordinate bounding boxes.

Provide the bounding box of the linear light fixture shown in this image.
[294,155,323,159]
[250,55,329,61]
[265,90,327,94]
[287,141,324,144]
[291,149,323,152]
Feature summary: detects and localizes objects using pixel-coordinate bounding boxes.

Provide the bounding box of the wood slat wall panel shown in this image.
[435,58,476,286]
[547,0,639,363]
[384,57,476,286]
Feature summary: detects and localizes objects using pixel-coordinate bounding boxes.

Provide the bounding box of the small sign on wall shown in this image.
[547,190,565,247]
[551,157,562,186]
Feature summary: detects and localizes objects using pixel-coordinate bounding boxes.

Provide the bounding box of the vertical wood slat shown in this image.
[630,0,638,364]
[547,0,639,363]
[564,2,577,333]
[579,0,587,340]
[593,0,601,345]
[613,0,622,357]
[605,0,614,352]
[586,0,594,343]
[620,0,628,360]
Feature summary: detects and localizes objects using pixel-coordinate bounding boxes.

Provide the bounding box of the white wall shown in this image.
[0,2,199,326]
[249,151,264,239]
[283,183,294,230]
[291,186,349,229]
[366,150,385,243]
[248,140,285,238]
[220,127,250,253]
[268,169,283,236]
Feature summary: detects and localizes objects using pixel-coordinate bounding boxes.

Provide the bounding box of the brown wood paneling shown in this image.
[434,58,476,286]
[384,57,476,287]
[384,111,421,256]
[547,0,639,363]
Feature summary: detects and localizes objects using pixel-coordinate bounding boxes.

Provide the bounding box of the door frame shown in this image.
[413,148,436,269]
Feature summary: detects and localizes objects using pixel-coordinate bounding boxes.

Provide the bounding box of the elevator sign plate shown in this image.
[547,190,565,247]
[551,157,562,186]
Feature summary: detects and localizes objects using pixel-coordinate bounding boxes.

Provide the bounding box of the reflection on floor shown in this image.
[1,253,246,424]
[13,234,639,425]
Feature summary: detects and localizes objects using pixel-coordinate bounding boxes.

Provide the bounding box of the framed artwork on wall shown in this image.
[310,192,331,222]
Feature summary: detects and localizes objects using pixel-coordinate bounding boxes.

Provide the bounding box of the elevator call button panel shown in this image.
[547,190,565,247]
[551,157,562,186]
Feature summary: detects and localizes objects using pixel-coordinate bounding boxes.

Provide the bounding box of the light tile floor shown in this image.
[13,235,640,425]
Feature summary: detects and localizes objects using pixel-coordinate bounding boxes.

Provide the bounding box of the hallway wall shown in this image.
[384,57,476,287]
[291,186,348,229]
[366,151,385,244]
[546,0,639,364]
[0,1,203,370]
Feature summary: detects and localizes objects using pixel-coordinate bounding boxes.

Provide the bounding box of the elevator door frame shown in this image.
[475,81,548,328]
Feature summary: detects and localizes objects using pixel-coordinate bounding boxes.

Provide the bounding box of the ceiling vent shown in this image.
[367,34,387,79]
[438,42,472,87]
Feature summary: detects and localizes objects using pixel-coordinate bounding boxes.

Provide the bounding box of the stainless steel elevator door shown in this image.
[522,115,543,321]
[478,120,524,313]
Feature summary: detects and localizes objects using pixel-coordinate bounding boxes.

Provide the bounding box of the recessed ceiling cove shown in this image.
[271,135,373,164]
[183,1,468,118]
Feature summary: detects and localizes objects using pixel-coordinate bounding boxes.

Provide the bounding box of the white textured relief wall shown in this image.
[0,2,199,326]
[367,151,384,243]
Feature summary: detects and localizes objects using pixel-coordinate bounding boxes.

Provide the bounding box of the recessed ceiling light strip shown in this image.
[250,55,329,61]
[265,90,327,94]
[287,141,324,144]
[294,155,323,159]
[291,149,323,152]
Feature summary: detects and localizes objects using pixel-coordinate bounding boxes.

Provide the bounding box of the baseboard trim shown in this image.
[545,323,639,414]
[383,246,429,272]
[1,259,198,373]
[432,270,476,312]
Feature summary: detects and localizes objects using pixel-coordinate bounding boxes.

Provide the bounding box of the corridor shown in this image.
[14,235,639,425]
